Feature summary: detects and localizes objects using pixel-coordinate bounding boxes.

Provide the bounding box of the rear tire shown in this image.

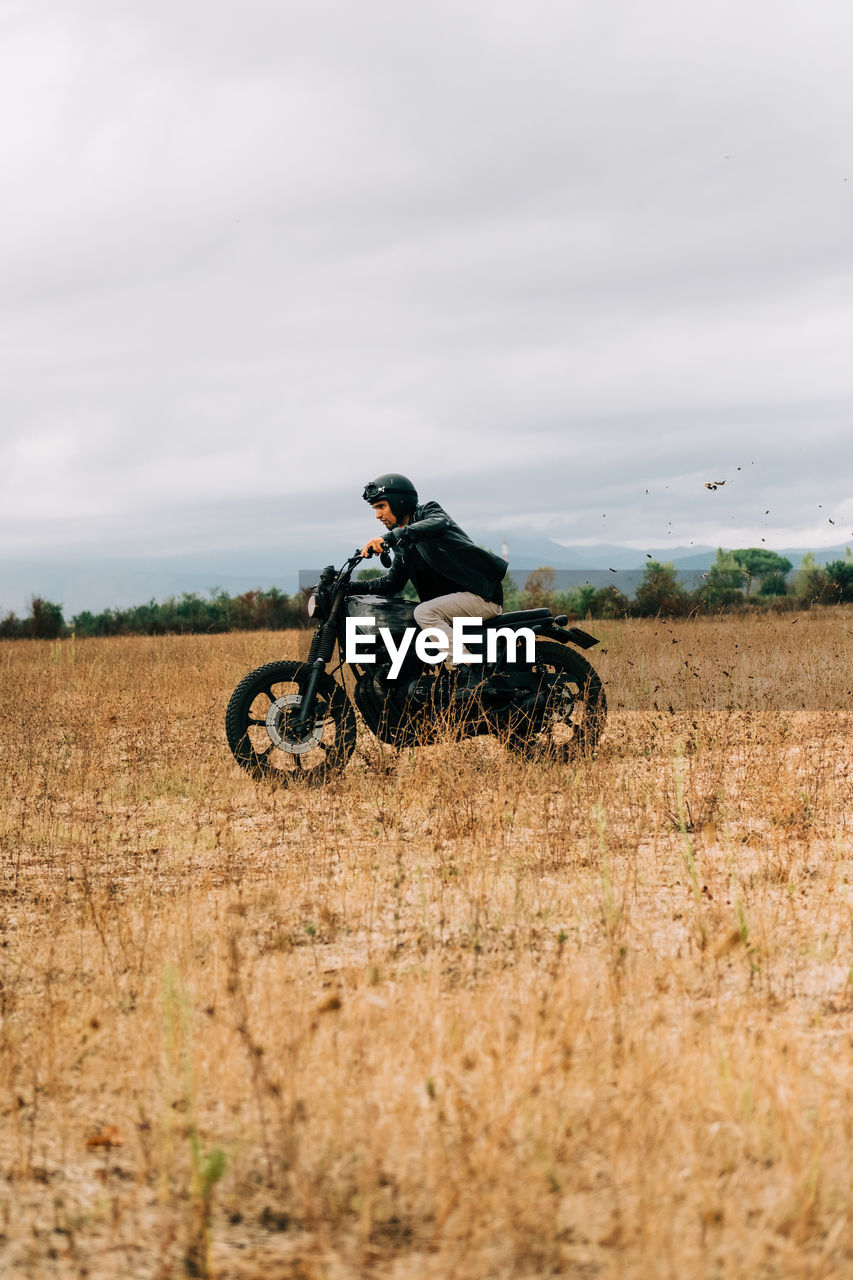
[505,640,606,760]
[225,660,357,784]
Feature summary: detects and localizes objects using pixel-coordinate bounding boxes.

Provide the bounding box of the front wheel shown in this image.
[505,640,606,760]
[225,660,357,784]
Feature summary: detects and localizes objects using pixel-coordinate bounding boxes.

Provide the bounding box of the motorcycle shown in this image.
[225,548,606,784]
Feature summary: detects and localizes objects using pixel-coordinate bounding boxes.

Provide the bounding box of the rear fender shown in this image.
[538,623,599,649]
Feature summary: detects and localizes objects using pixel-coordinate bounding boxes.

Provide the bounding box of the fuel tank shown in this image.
[346,594,417,635]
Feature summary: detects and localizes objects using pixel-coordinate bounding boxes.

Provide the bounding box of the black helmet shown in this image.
[362,473,418,518]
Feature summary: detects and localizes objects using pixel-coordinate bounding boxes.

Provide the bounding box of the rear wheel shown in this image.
[225,660,357,784]
[505,640,606,760]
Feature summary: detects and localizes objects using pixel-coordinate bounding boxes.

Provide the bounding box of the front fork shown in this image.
[292,616,339,733]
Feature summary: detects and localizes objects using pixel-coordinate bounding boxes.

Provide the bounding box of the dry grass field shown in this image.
[1,610,852,1279]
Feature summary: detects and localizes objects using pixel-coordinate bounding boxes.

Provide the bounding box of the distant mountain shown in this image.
[499,540,719,571]
[1,540,850,618]
[499,539,853,573]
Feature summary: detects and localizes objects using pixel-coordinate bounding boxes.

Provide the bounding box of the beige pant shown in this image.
[413,592,502,666]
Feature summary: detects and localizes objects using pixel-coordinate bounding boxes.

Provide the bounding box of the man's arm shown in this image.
[383,502,449,548]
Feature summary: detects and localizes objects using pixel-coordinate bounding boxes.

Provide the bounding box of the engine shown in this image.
[353,662,435,736]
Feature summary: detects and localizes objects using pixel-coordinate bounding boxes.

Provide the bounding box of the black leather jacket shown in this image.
[357,501,508,601]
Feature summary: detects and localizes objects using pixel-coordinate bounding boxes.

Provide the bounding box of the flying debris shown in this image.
[704,481,726,490]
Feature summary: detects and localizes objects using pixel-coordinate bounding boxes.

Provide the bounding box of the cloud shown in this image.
[1,0,852,561]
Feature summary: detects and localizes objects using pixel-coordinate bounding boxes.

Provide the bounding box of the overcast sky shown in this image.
[1,0,852,564]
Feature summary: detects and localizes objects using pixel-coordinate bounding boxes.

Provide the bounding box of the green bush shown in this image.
[633,562,690,617]
[822,556,853,603]
[695,550,747,610]
[758,570,789,597]
[67,588,310,638]
[732,548,792,594]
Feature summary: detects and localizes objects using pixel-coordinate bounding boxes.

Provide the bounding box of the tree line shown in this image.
[2,548,851,639]
[0,586,309,639]
[509,548,853,619]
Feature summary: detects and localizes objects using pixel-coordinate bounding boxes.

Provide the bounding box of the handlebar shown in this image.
[326,546,392,598]
[349,544,392,565]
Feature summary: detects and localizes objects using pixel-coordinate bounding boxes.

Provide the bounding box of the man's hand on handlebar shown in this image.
[360,537,388,559]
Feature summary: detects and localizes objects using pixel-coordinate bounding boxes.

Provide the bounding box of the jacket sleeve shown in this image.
[384,501,449,547]
[351,548,409,597]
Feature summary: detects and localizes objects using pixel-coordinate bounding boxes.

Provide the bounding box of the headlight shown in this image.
[307,593,317,617]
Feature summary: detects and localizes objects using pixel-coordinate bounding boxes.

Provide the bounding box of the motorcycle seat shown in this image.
[482,608,552,628]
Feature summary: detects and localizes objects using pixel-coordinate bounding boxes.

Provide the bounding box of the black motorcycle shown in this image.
[225,549,606,783]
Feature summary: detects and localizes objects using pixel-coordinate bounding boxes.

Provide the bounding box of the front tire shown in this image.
[225,660,357,784]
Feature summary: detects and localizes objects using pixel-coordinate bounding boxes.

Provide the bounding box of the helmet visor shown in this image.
[363,482,387,503]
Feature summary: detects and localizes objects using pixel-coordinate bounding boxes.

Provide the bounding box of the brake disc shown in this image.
[265,693,326,755]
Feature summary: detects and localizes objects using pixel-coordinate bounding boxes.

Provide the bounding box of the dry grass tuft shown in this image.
[1,611,851,1277]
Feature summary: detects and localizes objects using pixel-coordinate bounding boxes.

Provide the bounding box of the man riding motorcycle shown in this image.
[224,472,605,779]
[358,473,508,692]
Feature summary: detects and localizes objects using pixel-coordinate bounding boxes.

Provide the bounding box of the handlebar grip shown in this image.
[359,544,391,562]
